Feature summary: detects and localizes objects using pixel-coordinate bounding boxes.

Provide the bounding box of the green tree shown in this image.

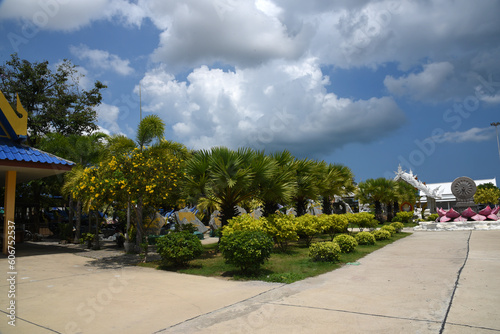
[0,53,106,147]
[184,147,272,228]
[291,158,320,216]
[356,178,394,223]
[258,150,296,217]
[474,188,500,206]
[317,162,354,214]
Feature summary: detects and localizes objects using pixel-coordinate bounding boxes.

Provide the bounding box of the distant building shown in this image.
[419,178,497,210]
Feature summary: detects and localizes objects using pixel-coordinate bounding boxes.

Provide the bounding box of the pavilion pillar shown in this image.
[3,171,16,255]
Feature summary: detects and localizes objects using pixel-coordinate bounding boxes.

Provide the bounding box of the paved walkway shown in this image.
[0,230,499,333]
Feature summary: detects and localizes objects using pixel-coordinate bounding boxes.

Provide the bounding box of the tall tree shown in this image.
[291,158,321,216]
[0,53,106,147]
[356,178,394,223]
[317,162,355,214]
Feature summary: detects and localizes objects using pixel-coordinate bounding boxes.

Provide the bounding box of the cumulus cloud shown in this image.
[139,58,405,156]
[70,44,134,75]
[96,102,123,135]
[146,0,312,68]
[0,0,144,31]
[384,62,456,101]
[430,127,495,144]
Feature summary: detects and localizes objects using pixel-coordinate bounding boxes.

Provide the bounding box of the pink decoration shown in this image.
[437,208,446,217]
[487,214,499,221]
[440,216,451,222]
[479,206,492,216]
[491,206,500,215]
[471,214,486,221]
[454,216,467,222]
[445,208,460,218]
[461,207,476,218]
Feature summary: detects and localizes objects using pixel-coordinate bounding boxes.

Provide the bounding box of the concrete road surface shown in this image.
[1,230,499,333]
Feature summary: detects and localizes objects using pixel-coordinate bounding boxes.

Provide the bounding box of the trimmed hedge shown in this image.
[333,234,358,253]
[355,231,376,245]
[156,231,203,266]
[220,230,274,273]
[309,241,341,262]
[372,229,392,240]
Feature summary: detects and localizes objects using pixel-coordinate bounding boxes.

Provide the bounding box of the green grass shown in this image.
[139,232,411,284]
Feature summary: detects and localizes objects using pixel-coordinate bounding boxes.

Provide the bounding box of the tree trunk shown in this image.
[374,201,383,223]
[263,201,279,217]
[93,211,100,250]
[135,197,144,251]
[386,203,394,222]
[219,202,239,228]
[296,198,307,217]
[322,196,332,215]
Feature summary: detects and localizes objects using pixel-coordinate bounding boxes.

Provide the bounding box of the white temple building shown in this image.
[419,178,497,210]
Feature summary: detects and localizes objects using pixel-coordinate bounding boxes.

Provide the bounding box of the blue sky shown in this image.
[0,0,499,184]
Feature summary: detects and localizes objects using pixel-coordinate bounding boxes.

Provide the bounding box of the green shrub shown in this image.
[174,222,197,233]
[156,231,203,266]
[380,225,396,236]
[309,241,341,262]
[393,211,414,224]
[295,214,323,246]
[223,214,266,237]
[427,213,439,221]
[372,229,391,240]
[321,214,349,240]
[389,222,404,233]
[333,234,358,253]
[219,230,274,273]
[347,212,377,231]
[355,231,376,245]
[262,214,298,252]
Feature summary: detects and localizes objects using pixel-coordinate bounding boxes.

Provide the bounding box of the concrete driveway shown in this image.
[1,230,499,333]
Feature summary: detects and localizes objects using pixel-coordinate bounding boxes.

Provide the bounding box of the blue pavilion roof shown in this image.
[0,138,74,166]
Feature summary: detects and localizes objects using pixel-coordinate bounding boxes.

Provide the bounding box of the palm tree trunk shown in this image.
[73,199,82,243]
[263,201,279,217]
[322,196,332,215]
[219,202,239,228]
[296,198,307,217]
[386,203,394,222]
[374,200,383,223]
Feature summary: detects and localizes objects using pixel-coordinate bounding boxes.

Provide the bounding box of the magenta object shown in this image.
[461,207,476,218]
[440,216,452,222]
[479,206,492,216]
[437,207,446,217]
[445,208,460,218]
[454,216,467,222]
[491,206,500,215]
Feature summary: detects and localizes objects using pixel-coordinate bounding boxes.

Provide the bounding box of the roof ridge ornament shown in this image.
[0,89,28,142]
[394,164,443,199]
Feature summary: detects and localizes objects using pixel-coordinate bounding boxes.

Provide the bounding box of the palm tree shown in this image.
[356,178,394,223]
[317,162,355,214]
[291,158,321,216]
[184,147,273,228]
[259,150,297,216]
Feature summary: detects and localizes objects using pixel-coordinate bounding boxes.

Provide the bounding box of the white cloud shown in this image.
[384,62,455,101]
[139,58,405,156]
[147,0,312,68]
[70,44,134,75]
[96,102,123,135]
[430,127,495,144]
[0,0,145,31]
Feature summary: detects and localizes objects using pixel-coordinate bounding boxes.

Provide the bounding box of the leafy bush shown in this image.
[174,222,197,233]
[295,214,322,246]
[309,242,341,262]
[372,229,391,240]
[427,213,439,222]
[347,212,377,231]
[389,222,404,233]
[263,214,298,252]
[219,230,274,273]
[223,214,266,237]
[393,211,414,224]
[156,231,203,266]
[355,231,376,245]
[380,225,396,236]
[333,234,358,253]
[321,214,349,240]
